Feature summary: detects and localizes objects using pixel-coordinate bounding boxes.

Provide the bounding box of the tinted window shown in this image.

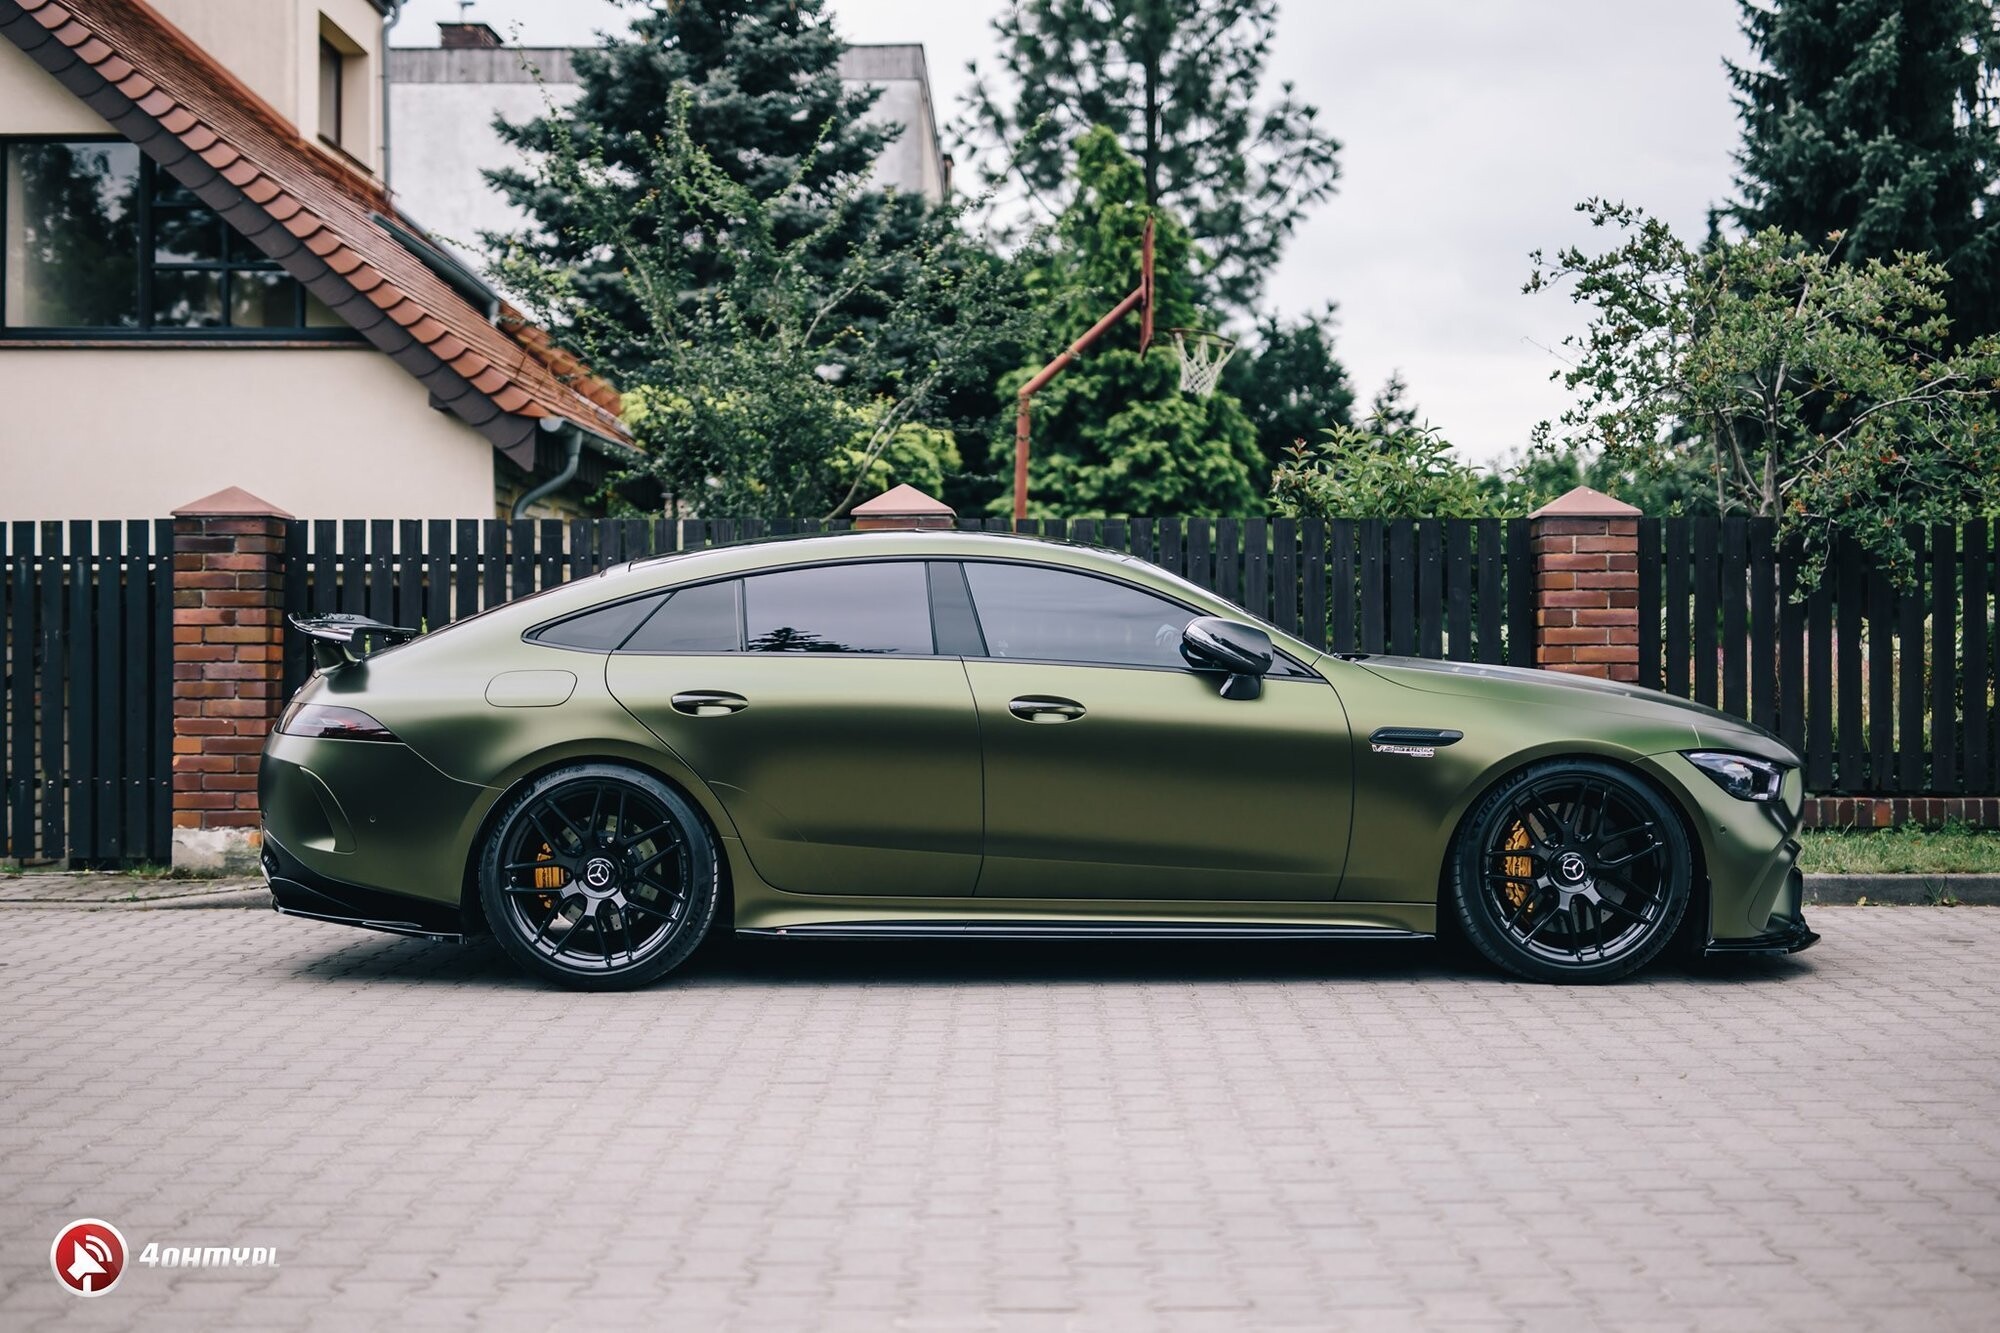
[3,141,331,334]
[964,562,1194,669]
[624,581,741,653]
[533,594,665,651]
[743,563,933,654]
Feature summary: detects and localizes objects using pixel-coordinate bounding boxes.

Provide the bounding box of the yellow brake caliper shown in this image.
[532,843,564,910]
[1501,822,1534,912]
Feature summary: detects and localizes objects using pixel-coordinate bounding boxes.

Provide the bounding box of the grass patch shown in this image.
[1797,819,2000,875]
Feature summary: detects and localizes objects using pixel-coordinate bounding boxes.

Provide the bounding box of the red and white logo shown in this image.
[51,1219,126,1297]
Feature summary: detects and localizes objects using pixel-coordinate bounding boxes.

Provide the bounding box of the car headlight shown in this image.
[1684,751,1786,802]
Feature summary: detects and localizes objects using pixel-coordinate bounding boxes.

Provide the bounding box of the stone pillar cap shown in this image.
[172,486,295,519]
[851,484,955,518]
[1527,485,1640,519]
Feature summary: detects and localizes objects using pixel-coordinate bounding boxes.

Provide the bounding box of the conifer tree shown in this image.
[489,0,897,356]
[962,0,1340,314]
[1723,0,2000,337]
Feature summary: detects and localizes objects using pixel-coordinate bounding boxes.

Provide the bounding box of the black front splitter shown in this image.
[1704,915,1819,957]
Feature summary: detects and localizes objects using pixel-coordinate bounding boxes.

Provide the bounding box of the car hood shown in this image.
[1346,655,1799,763]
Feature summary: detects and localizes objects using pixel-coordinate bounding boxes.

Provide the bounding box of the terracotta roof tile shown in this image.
[0,0,630,465]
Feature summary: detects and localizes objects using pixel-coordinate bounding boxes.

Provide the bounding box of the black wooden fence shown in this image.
[1640,517,1996,795]
[1,521,174,864]
[7,512,1995,865]
[279,516,1541,695]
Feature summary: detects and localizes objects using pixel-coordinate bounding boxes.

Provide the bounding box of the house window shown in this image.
[1,139,352,339]
[318,37,345,149]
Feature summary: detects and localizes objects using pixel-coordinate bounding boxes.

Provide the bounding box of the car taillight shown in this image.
[279,702,399,742]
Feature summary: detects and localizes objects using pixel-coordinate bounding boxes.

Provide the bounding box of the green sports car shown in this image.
[261,529,1816,989]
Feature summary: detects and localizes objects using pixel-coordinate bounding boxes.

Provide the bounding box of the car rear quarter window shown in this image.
[623,580,742,653]
[963,562,1195,669]
[531,594,666,651]
[742,562,935,654]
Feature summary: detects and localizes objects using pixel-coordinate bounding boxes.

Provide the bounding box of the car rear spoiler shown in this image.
[290,614,421,673]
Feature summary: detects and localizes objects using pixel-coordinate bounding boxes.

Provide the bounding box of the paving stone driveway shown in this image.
[1,904,1998,1331]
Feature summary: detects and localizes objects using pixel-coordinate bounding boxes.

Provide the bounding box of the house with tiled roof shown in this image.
[0,0,634,520]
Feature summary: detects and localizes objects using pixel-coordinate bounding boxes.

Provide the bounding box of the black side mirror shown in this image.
[1181,617,1273,700]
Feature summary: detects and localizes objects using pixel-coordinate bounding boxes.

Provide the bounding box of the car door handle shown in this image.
[671,690,748,717]
[1007,695,1086,723]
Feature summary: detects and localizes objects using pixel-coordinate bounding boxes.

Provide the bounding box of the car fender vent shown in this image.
[1369,727,1464,747]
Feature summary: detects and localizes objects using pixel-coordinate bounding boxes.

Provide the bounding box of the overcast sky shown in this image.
[395,0,1753,467]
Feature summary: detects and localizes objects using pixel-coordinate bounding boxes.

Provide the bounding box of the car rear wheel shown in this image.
[1449,758,1691,984]
[479,764,717,991]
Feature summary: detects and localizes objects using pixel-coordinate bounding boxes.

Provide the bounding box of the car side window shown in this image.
[963,562,1195,669]
[742,562,935,655]
[623,580,742,653]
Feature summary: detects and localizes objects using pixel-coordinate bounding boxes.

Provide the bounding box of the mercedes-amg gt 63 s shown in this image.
[263,530,1816,989]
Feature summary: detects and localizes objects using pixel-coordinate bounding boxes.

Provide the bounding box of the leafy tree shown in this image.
[1270,394,1505,520]
[1218,306,1356,490]
[488,0,899,361]
[961,0,1340,313]
[993,128,1263,515]
[1493,443,1718,516]
[1529,199,2000,584]
[1722,0,2000,338]
[496,92,1034,519]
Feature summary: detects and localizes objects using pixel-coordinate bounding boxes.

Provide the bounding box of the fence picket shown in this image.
[1836,542,1864,792]
[1300,520,1325,649]
[38,523,64,856]
[1664,519,1690,697]
[1749,519,1777,734]
[1445,520,1470,661]
[93,521,121,861]
[66,521,95,860]
[1417,519,1443,660]
[121,520,150,857]
[1721,516,1747,719]
[1273,518,1298,636]
[1932,525,1957,792]
[1967,519,1992,790]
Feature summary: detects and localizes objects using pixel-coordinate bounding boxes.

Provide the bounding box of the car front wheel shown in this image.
[479,764,717,991]
[1449,758,1692,984]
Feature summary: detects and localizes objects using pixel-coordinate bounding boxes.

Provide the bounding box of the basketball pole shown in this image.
[1013,216,1155,524]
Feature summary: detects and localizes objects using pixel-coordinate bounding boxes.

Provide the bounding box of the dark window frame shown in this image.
[530,554,1319,678]
[318,37,345,151]
[0,134,361,342]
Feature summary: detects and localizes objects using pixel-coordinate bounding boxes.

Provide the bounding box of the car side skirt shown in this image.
[739,921,1431,942]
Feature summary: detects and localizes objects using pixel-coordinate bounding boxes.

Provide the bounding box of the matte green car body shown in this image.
[259,530,1809,954]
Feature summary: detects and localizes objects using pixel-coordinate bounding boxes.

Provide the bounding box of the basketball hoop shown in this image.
[1171,328,1237,398]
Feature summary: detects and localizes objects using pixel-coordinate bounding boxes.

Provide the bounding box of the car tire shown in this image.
[1448,758,1692,984]
[479,764,718,991]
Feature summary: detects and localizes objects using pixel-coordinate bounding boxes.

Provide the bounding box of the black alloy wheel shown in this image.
[1449,758,1692,983]
[479,764,717,990]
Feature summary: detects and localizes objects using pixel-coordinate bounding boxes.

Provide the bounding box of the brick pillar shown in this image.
[1529,486,1642,682]
[171,487,293,874]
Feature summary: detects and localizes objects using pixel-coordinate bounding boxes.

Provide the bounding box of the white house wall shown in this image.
[0,347,498,519]
[0,32,114,133]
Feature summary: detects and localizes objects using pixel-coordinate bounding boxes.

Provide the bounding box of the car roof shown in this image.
[470,528,1324,665]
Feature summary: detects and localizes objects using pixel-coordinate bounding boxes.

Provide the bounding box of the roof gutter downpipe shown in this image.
[380,1,403,189]
[512,419,583,519]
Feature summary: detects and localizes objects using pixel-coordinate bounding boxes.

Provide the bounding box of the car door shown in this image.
[605,560,983,897]
[956,559,1353,901]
